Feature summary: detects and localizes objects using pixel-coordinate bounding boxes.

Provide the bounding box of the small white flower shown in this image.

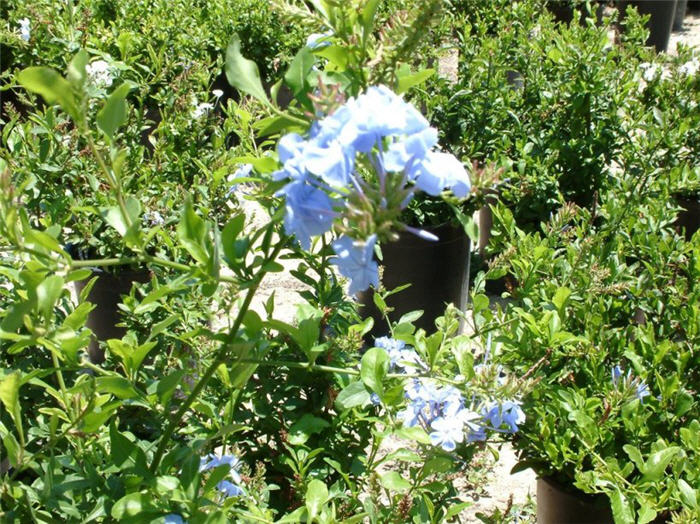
[18,18,30,42]
[639,62,660,82]
[86,60,113,88]
[212,89,224,98]
[143,211,165,226]
[192,102,214,119]
[679,58,699,77]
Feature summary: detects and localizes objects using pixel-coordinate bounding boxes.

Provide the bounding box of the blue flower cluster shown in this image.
[398,378,524,451]
[375,336,426,371]
[199,453,245,497]
[373,337,524,451]
[274,86,471,294]
[611,365,651,403]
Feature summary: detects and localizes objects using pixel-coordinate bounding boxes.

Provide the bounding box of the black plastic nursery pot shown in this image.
[674,195,700,241]
[74,268,151,363]
[546,1,605,25]
[537,476,615,524]
[674,0,688,30]
[357,223,471,340]
[621,1,678,52]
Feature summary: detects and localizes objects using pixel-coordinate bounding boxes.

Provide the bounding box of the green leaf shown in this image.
[360,348,389,398]
[378,471,411,493]
[111,492,156,519]
[67,49,89,87]
[678,479,697,509]
[335,381,370,411]
[552,286,572,312]
[623,444,644,471]
[17,67,79,120]
[288,414,330,446]
[97,82,133,141]
[285,46,315,100]
[396,66,435,94]
[305,479,328,521]
[96,376,141,399]
[110,422,142,468]
[222,214,246,267]
[637,505,657,524]
[314,45,349,69]
[101,197,141,243]
[225,34,270,106]
[609,489,635,524]
[0,372,23,443]
[63,302,94,330]
[81,401,121,433]
[36,275,64,319]
[641,446,681,483]
[156,369,186,407]
[107,339,157,375]
[177,199,208,264]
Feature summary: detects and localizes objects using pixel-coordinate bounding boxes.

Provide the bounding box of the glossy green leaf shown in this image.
[36,275,64,319]
[288,414,330,445]
[305,479,328,521]
[335,381,370,411]
[379,471,411,493]
[285,46,315,99]
[67,49,89,86]
[641,446,681,483]
[96,376,141,399]
[177,199,208,264]
[17,67,79,119]
[0,372,23,443]
[360,347,389,398]
[97,82,133,141]
[678,479,697,509]
[225,34,270,106]
[610,489,635,524]
[396,66,434,94]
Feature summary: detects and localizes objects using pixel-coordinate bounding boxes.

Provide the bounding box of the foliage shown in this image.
[479,84,700,521]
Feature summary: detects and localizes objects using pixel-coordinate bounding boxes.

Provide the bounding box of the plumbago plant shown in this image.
[477,104,700,522]
[0,7,526,523]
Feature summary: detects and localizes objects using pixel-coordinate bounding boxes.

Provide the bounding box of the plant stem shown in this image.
[69,255,238,284]
[148,239,287,473]
[86,133,134,234]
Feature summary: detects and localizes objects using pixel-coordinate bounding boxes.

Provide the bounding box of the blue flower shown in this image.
[200,453,241,480]
[306,31,333,49]
[18,18,30,42]
[636,381,651,403]
[370,393,381,405]
[303,140,353,188]
[280,181,336,250]
[481,400,525,433]
[200,453,245,498]
[429,416,464,451]
[611,365,623,386]
[337,86,430,153]
[331,234,379,294]
[374,336,406,353]
[374,337,424,372]
[217,479,245,497]
[278,133,306,163]
[410,151,471,198]
[383,127,438,173]
[164,515,186,524]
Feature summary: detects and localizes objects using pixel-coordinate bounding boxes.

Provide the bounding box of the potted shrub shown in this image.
[477,171,700,521]
[620,1,679,52]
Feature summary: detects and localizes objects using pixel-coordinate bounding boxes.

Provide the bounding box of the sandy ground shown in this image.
[240,8,700,521]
